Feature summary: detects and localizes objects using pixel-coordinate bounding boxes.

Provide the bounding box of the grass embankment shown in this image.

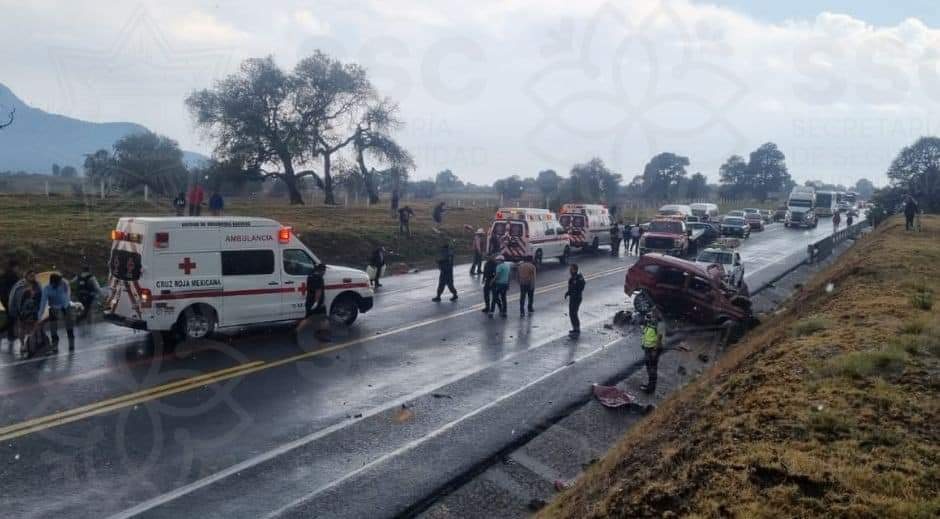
[543,215,940,518]
[0,195,493,275]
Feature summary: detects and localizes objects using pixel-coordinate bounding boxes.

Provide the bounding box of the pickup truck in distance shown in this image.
[639,218,706,257]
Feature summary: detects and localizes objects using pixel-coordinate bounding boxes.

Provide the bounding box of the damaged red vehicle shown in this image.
[624,253,753,329]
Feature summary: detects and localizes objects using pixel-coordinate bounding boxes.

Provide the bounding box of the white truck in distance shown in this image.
[785,187,818,229]
[103,217,375,342]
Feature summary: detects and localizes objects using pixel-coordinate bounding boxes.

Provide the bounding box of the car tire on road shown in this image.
[558,246,569,265]
[535,249,543,267]
[591,237,600,252]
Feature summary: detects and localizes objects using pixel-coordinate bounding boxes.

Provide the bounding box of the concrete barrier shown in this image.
[808,220,869,264]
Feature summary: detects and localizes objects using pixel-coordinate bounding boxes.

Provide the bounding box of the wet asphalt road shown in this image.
[0,221,843,518]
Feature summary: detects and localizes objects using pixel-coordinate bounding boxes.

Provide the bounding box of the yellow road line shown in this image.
[1,265,628,442]
[0,361,264,442]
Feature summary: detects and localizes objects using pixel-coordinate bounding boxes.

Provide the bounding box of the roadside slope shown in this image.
[542,216,940,518]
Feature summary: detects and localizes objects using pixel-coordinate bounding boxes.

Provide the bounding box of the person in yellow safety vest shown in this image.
[640,310,665,394]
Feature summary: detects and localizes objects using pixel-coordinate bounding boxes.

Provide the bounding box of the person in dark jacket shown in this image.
[398,206,415,236]
[369,246,387,289]
[72,265,103,323]
[564,263,586,337]
[209,191,224,216]
[432,202,446,226]
[0,259,20,346]
[296,263,330,343]
[481,254,497,313]
[609,220,622,257]
[904,195,920,231]
[432,243,458,302]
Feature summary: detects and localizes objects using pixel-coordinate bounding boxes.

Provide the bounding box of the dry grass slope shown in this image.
[542,215,940,519]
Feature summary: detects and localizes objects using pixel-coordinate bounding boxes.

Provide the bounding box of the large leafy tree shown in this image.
[718,155,748,198]
[854,178,875,199]
[688,172,708,199]
[435,169,462,191]
[886,136,940,212]
[568,157,622,203]
[350,99,413,205]
[111,131,189,195]
[493,175,525,202]
[536,169,561,200]
[745,142,791,200]
[642,152,689,199]
[83,149,115,185]
[187,56,319,205]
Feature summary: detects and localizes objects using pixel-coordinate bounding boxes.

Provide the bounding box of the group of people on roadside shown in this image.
[608,220,644,256]
[0,260,103,358]
[396,202,448,237]
[173,183,225,217]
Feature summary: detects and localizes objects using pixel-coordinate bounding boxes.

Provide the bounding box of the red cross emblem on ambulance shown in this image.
[298,282,307,296]
[178,257,197,275]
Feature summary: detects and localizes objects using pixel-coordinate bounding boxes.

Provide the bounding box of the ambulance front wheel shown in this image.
[558,246,570,265]
[178,305,217,340]
[330,294,359,326]
[534,249,543,267]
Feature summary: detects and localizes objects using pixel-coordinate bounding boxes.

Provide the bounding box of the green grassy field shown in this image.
[0,195,494,276]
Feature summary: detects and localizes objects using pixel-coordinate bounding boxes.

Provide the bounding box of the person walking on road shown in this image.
[11,274,41,358]
[831,211,841,231]
[492,256,511,318]
[187,183,205,216]
[481,254,497,314]
[629,224,642,255]
[209,191,225,216]
[173,192,186,216]
[72,265,103,323]
[432,202,447,228]
[470,228,486,275]
[518,255,536,317]
[369,246,387,289]
[564,264,586,337]
[398,206,415,236]
[846,212,854,227]
[432,243,458,302]
[296,263,330,343]
[0,259,20,348]
[904,195,920,231]
[609,220,622,257]
[39,273,75,353]
[640,309,666,394]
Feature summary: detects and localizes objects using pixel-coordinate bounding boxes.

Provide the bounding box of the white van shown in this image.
[103,217,374,341]
[559,204,612,251]
[689,203,719,222]
[488,208,570,265]
[657,204,693,220]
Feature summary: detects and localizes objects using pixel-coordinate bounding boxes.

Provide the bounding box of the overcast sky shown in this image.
[3,0,940,186]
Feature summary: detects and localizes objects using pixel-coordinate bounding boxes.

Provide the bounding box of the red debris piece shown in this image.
[592,384,636,408]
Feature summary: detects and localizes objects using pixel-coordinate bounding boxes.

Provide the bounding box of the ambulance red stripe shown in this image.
[149,282,370,301]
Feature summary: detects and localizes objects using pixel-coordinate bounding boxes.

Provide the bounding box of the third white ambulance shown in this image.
[487,208,570,265]
[103,217,374,341]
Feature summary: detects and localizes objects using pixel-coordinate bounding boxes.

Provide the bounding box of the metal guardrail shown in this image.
[807,220,870,264]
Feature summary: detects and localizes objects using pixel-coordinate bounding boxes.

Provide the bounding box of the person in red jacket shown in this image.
[187,183,205,216]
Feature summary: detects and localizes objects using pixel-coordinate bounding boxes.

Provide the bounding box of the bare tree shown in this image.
[351,100,414,205]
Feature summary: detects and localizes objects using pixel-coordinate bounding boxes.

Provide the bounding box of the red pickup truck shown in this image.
[624,253,752,330]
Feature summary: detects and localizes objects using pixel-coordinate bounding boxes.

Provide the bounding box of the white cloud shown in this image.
[293,9,331,36]
[171,11,248,44]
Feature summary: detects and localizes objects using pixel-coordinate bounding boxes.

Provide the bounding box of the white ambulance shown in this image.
[559,204,612,251]
[103,217,374,341]
[487,208,570,265]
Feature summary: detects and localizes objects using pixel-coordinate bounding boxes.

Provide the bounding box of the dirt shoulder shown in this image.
[541,215,940,519]
[0,195,493,276]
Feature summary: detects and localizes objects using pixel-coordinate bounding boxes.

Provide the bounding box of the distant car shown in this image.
[624,253,752,327]
[773,206,788,222]
[838,201,851,212]
[761,210,773,224]
[721,216,750,238]
[726,210,746,218]
[744,212,765,231]
[687,221,720,244]
[695,247,745,288]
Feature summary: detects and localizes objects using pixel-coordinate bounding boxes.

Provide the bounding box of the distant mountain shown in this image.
[0,82,207,173]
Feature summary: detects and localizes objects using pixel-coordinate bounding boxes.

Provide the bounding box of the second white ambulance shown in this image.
[487,208,570,265]
[559,203,612,251]
[103,217,374,341]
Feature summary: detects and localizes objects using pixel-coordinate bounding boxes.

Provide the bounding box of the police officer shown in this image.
[297,263,330,343]
[563,263,586,337]
[481,254,498,313]
[73,265,102,323]
[640,310,665,394]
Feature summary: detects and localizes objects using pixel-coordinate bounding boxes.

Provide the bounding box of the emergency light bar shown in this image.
[278,227,292,244]
[110,230,142,243]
